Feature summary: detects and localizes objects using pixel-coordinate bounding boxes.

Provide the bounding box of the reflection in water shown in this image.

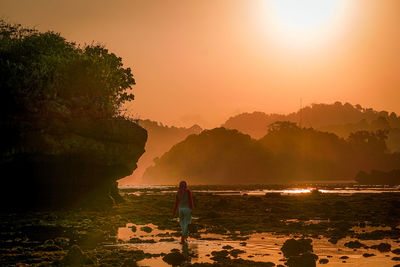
[182,242,199,264]
[113,223,400,266]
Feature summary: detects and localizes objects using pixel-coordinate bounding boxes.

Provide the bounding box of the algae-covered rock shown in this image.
[344,240,368,249]
[282,239,317,267]
[162,251,186,266]
[319,258,329,264]
[362,253,375,257]
[392,248,400,255]
[210,250,230,262]
[281,238,313,258]
[140,226,152,233]
[286,252,318,267]
[370,242,391,252]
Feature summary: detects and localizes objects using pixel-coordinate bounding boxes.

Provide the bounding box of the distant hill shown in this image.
[143,128,273,185]
[222,102,400,152]
[119,119,202,184]
[355,169,400,185]
[142,124,400,185]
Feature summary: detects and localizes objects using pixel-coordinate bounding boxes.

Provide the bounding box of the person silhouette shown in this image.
[173,181,194,243]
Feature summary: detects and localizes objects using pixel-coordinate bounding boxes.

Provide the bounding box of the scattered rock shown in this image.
[328,238,338,244]
[344,240,367,249]
[162,251,186,266]
[286,252,318,267]
[362,253,375,257]
[140,226,152,233]
[339,256,349,259]
[222,245,233,250]
[210,250,230,262]
[319,258,329,264]
[370,243,391,252]
[281,238,313,258]
[229,249,245,258]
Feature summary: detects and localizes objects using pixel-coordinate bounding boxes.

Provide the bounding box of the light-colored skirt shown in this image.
[179,207,192,236]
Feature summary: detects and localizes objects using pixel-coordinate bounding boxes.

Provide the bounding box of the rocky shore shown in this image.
[1,187,399,266]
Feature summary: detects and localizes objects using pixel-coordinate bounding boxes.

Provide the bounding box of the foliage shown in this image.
[0,20,135,119]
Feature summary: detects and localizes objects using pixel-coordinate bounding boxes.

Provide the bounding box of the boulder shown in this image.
[286,252,318,267]
[344,240,367,249]
[362,253,375,257]
[319,258,329,264]
[281,238,313,258]
[162,251,186,266]
[370,242,391,252]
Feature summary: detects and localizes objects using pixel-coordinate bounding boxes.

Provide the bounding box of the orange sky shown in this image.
[2,0,400,128]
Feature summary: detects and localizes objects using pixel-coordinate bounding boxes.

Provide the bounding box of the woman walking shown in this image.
[173,181,194,243]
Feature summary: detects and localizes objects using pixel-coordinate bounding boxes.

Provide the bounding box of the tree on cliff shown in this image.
[0,19,135,119]
[0,20,147,209]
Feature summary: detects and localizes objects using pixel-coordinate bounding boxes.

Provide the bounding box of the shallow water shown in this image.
[120,185,400,196]
[113,223,400,266]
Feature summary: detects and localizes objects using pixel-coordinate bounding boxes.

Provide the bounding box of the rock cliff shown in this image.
[1,104,147,210]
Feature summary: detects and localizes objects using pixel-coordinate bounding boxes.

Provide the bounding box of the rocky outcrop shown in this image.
[1,104,147,210]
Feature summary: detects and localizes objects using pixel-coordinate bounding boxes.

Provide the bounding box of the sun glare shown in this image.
[257,0,349,49]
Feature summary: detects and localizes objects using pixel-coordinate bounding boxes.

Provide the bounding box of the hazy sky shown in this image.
[1,0,400,128]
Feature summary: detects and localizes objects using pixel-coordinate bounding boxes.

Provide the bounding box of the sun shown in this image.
[257,0,349,49]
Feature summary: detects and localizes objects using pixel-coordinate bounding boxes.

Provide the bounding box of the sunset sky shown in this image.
[2,0,400,128]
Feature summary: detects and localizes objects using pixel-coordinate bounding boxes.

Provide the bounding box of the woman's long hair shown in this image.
[177,181,187,197]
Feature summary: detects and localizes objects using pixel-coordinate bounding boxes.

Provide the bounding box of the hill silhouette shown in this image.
[355,169,400,185]
[223,102,400,152]
[143,128,274,184]
[120,120,202,184]
[143,124,400,184]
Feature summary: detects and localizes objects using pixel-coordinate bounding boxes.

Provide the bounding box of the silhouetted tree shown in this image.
[0,20,135,119]
[347,130,388,154]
